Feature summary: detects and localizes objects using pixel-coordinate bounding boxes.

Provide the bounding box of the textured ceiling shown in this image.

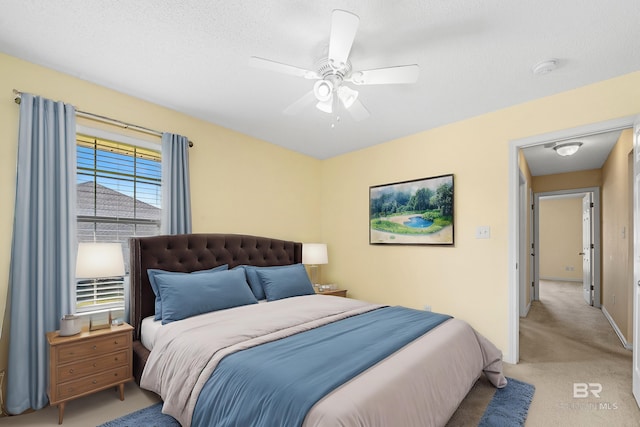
[0,1,639,161]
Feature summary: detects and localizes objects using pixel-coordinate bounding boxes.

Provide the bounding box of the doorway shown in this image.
[507,115,636,364]
[532,189,601,308]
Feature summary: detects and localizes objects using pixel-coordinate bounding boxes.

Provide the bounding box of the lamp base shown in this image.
[309,264,320,287]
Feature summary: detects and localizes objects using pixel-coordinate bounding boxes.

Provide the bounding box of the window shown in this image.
[76,133,162,312]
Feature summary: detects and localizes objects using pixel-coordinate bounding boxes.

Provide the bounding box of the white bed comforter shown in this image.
[141,295,506,427]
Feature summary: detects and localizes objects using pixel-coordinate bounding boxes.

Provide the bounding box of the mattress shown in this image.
[140,315,162,351]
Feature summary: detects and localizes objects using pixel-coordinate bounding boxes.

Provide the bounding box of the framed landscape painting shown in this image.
[369,174,454,245]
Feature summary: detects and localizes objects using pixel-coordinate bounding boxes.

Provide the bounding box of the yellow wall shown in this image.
[602,129,634,343]
[321,71,640,357]
[538,198,583,281]
[532,169,602,193]
[2,50,640,369]
[0,53,322,378]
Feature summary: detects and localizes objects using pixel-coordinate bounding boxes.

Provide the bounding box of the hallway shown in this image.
[512,279,640,426]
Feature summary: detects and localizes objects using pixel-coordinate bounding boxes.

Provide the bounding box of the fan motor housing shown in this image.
[316,57,352,80]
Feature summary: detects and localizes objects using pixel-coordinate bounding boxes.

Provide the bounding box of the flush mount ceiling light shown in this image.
[553,141,583,156]
[532,59,558,75]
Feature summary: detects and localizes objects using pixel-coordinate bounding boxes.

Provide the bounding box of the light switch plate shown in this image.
[476,226,491,239]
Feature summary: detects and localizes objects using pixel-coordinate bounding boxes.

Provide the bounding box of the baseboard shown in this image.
[539,276,582,283]
[601,306,632,350]
[520,301,531,318]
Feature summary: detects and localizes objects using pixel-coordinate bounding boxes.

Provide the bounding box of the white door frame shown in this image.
[632,118,640,407]
[508,115,635,364]
[531,189,600,308]
[519,171,529,316]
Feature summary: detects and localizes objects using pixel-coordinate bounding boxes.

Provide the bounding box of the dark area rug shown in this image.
[97,402,179,427]
[478,377,535,427]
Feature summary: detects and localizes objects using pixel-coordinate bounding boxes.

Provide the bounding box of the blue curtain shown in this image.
[161,133,192,234]
[7,94,77,414]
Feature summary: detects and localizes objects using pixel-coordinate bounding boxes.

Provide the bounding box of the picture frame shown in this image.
[89,311,111,331]
[369,174,454,245]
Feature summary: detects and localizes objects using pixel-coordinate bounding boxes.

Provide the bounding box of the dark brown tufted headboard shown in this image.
[128,233,302,383]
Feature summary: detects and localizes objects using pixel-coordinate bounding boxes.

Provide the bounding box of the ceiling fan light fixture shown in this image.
[316,99,333,114]
[337,85,358,109]
[553,141,583,156]
[313,80,333,102]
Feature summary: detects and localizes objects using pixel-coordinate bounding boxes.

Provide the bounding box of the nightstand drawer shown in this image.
[57,333,129,363]
[57,366,128,400]
[57,350,128,382]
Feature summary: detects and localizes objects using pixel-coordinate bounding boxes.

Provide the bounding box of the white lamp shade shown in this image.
[76,242,125,279]
[302,243,328,265]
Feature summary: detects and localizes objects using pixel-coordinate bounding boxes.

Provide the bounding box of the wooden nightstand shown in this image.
[46,323,133,424]
[315,288,348,297]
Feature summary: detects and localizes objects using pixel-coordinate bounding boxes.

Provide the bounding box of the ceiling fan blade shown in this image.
[328,10,360,70]
[349,64,420,85]
[347,99,370,121]
[283,90,317,115]
[249,57,319,79]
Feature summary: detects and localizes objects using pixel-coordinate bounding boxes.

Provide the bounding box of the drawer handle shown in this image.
[92,345,97,350]
[69,369,74,374]
[114,340,118,344]
[114,357,118,361]
[93,363,97,367]
[114,373,118,377]
[92,380,97,384]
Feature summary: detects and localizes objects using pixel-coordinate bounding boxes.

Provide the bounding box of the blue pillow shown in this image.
[256,264,315,302]
[235,264,304,300]
[154,268,258,324]
[148,264,228,320]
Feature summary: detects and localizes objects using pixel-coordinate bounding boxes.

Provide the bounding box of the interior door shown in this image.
[632,118,640,408]
[582,193,593,305]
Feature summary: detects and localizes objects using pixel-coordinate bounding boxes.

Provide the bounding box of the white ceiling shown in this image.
[521,130,622,176]
[1,1,639,162]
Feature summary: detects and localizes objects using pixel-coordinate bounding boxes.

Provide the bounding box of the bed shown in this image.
[130,233,506,427]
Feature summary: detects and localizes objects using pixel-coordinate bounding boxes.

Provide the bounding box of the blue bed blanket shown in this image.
[192,306,451,427]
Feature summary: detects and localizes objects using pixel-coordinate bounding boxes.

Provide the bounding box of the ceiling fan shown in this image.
[249,9,420,121]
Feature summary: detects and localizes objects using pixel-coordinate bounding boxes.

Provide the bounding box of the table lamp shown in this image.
[302,243,328,287]
[76,242,125,330]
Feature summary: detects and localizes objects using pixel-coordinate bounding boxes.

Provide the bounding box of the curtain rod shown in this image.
[12,89,193,148]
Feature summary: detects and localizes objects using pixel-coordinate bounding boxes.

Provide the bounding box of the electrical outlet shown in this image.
[475,226,491,239]
[424,305,432,312]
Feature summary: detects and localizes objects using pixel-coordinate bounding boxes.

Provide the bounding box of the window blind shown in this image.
[76,134,162,312]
